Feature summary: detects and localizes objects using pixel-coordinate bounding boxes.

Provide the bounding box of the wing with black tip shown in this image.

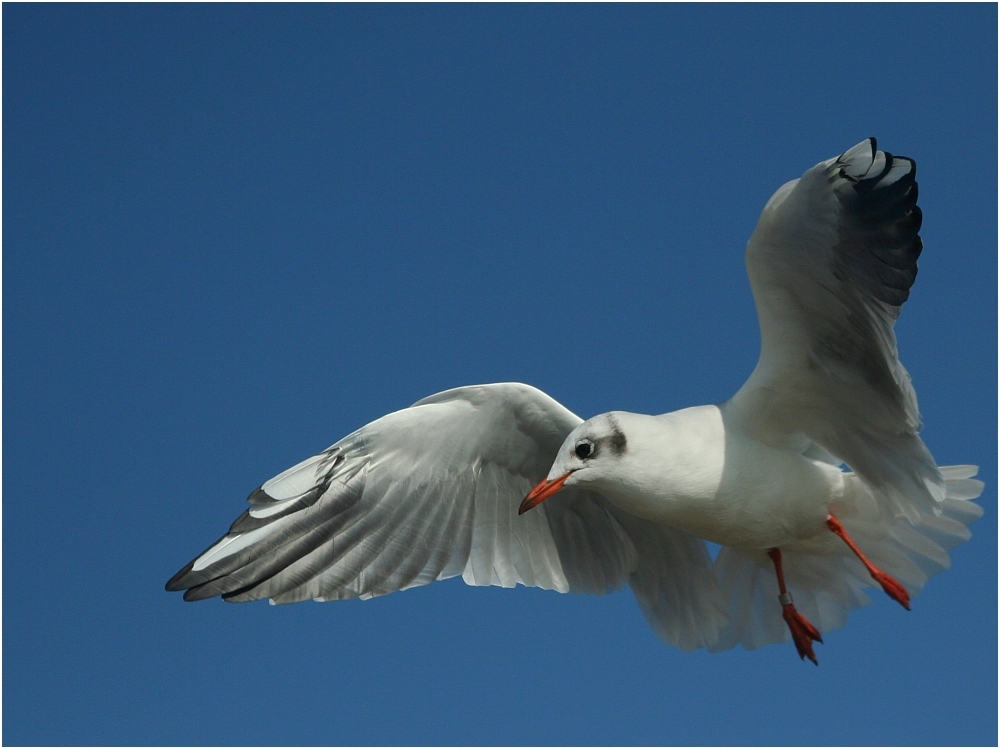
[728,138,937,522]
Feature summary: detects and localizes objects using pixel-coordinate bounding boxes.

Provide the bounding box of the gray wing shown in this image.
[727,138,938,521]
[167,382,728,650]
[166,383,637,603]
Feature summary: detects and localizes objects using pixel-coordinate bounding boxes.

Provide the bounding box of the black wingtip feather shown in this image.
[834,144,922,309]
[247,486,272,505]
[164,528,237,594]
[183,584,218,602]
[165,560,196,592]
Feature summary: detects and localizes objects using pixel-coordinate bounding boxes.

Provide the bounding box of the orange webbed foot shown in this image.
[781,601,823,665]
[870,568,911,610]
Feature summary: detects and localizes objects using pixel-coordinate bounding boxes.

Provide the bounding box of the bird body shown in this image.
[567,407,840,549]
[168,139,984,661]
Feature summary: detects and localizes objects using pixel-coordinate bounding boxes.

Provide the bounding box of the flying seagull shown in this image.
[167,139,983,663]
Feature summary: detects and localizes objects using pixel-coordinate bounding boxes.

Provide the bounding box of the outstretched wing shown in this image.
[167,383,632,603]
[167,382,728,650]
[727,138,937,521]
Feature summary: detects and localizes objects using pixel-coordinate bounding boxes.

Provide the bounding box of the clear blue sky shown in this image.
[4,4,996,746]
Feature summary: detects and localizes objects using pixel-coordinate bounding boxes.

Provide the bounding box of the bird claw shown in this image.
[871,568,911,610]
[781,603,823,665]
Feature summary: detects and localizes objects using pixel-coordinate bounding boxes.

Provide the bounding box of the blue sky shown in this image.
[4,4,996,746]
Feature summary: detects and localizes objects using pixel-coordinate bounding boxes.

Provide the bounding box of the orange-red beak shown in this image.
[519,472,572,515]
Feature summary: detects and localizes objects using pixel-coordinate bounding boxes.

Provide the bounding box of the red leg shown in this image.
[768,548,823,665]
[826,514,910,610]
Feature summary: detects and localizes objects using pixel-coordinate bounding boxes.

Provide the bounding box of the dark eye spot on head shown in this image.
[604,414,627,455]
[575,441,593,460]
[608,428,627,455]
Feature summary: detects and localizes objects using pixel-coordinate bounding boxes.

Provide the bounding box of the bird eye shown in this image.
[575,441,593,460]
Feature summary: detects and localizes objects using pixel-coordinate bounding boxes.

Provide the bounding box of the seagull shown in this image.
[167,139,983,663]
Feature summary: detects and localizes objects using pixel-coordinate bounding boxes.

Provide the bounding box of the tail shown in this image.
[709,465,984,653]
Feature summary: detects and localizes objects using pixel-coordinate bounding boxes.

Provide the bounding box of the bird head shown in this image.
[519,412,630,514]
